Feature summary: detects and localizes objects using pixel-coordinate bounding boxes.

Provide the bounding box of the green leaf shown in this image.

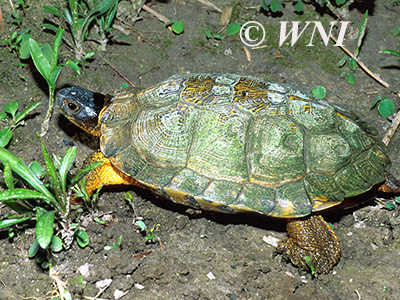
[346,72,355,84]
[335,0,346,5]
[28,39,51,84]
[303,256,315,275]
[311,85,326,99]
[64,7,74,25]
[104,1,118,31]
[29,161,45,178]
[355,10,368,56]
[42,23,59,33]
[393,26,400,36]
[15,102,42,125]
[166,17,177,26]
[43,6,62,17]
[0,216,32,229]
[120,83,130,89]
[36,210,55,249]
[294,0,304,12]
[379,49,400,59]
[59,147,77,193]
[4,101,19,117]
[385,201,396,211]
[260,0,269,11]
[52,27,65,69]
[136,220,147,231]
[76,231,89,247]
[41,43,53,65]
[0,188,51,202]
[50,235,63,252]
[4,160,14,190]
[83,52,95,60]
[80,0,117,40]
[49,65,63,88]
[0,128,12,147]
[378,98,395,118]
[19,39,31,59]
[62,60,81,74]
[171,20,184,34]
[348,58,357,71]
[205,29,213,39]
[28,239,40,258]
[40,138,59,188]
[370,94,382,109]
[270,0,283,12]
[226,23,241,36]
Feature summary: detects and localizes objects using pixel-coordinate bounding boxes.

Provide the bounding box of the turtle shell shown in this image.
[99,74,390,217]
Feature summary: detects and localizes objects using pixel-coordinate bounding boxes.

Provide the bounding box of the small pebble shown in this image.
[263,235,280,247]
[135,283,145,290]
[96,278,112,290]
[114,289,128,299]
[206,272,215,280]
[78,263,91,277]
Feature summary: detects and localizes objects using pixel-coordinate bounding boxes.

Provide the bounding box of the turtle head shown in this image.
[56,87,108,137]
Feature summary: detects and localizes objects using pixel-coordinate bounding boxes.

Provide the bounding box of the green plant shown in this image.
[0,28,31,57]
[0,138,99,267]
[371,95,395,119]
[303,256,316,275]
[136,220,160,241]
[26,27,80,136]
[166,18,184,35]
[0,101,41,147]
[260,0,283,13]
[311,85,327,99]
[43,0,119,61]
[338,10,368,85]
[383,197,400,211]
[104,234,122,250]
[10,0,30,27]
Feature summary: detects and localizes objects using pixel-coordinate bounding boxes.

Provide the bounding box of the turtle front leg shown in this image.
[277,215,341,274]
[74,150,138,202]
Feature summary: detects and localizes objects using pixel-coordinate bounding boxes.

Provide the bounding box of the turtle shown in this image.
[56,73,400,274]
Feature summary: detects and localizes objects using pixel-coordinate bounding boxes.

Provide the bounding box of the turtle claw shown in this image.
[277,215,341,274]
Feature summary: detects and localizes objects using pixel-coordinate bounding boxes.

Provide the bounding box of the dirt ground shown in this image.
[1,0,400,299]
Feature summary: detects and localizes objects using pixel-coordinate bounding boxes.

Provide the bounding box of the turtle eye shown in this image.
[66,101,80,113]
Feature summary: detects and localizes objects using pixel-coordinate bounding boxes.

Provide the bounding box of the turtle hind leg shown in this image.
[277,215,341,274]
[73,150,138,203]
